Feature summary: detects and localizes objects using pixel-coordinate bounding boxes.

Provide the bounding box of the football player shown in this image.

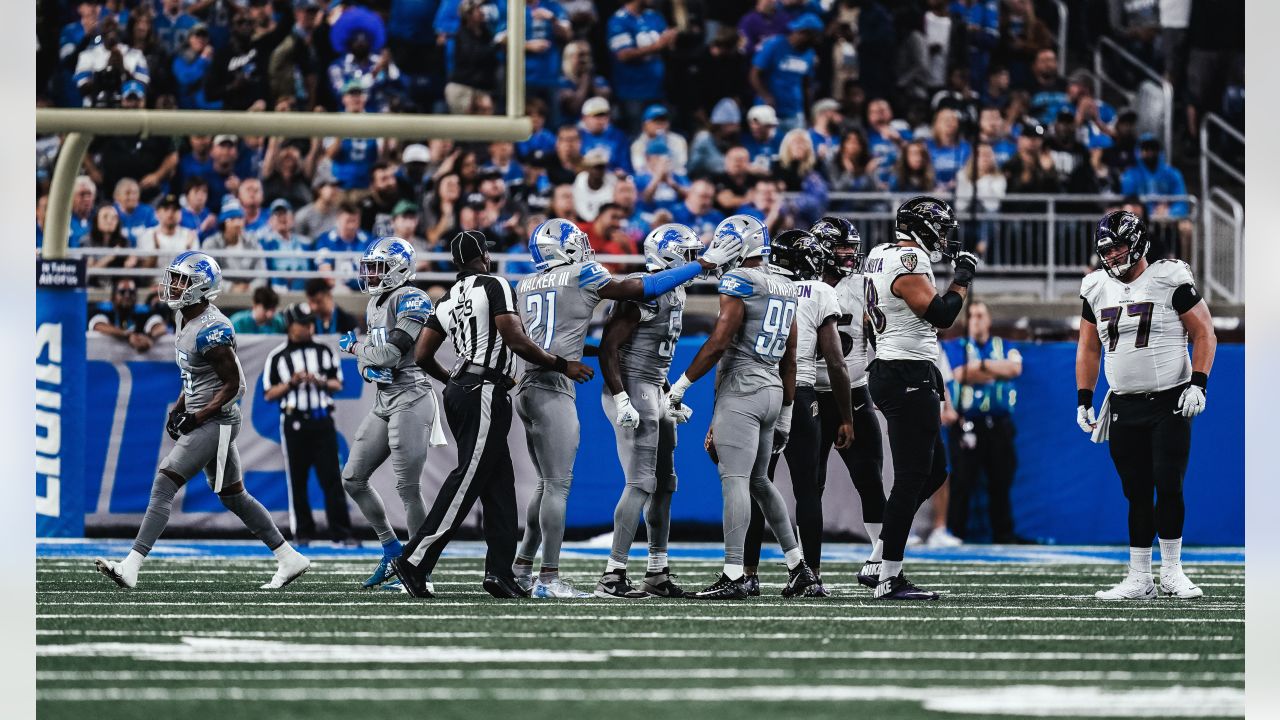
[863,196,978,600]
[337,237,442,589]
[810,216,888,587]
[594,224,704,600]
[95,252,310,590]
[1076,210,1216,600]
[741,228,854,597]
[513,218,743,598]
[667,214,820,600]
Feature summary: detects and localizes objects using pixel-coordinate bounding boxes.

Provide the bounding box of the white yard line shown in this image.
[36,612,1245,623]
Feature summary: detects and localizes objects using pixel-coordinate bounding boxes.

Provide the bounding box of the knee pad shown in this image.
[543,476,572,501]
[342,474,369,494]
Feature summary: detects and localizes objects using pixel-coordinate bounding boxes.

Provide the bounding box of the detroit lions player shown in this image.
[667,215,820,600]
[595,224,704,599]
[1077,210,1216,600]
[337,237,443,589]
[95,252,310,590]
[512,218,742,598]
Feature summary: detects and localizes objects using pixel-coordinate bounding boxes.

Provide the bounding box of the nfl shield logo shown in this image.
[902,253,918,272]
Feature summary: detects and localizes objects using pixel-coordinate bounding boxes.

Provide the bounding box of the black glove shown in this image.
[952,251,979,288]
[167,411,200,439]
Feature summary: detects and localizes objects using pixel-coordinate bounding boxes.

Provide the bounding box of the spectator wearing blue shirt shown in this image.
[977,106,1016,169]
[179,177,217,240]
[516,98,557,161]
[635,140,690,216]
[172,24,220,110]
[496,0,570,119]
[326,83,383,190]
[57,1,101,107]
[315,202,373,291]
[737,177,793,236]
[808,98,843,166]
[965,0,1000,92]
[154,0,199,56]
[259,199,314,292]
[1027,49,1070,125]
[866,98,913,189]
[203,134,240,210]
[629,105,689,176]
[557,38,612,124]
[68,176,98,249]
[671,178,726,243]
[577,97,632,174]
[237,178,271,246]
[327,31,403,114]
[112,178,158,247]
[607,0,677,134]
[741,105,782,173]
[750,13,821,133]
[1121,135,1190,220]
[487,142,525,186]
[386,0,440,78]
[925,108,972,191]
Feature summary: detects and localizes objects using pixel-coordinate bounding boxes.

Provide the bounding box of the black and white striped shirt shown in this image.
[428,269,517,376]
[263,340,343,419]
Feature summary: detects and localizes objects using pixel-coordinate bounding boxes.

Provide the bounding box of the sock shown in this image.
[220,490,286,551]
[647,552,667,574]
[1159,537,1182,571]
[513,560,533,578]
[272,543,297,561]
[1129,546,1153,576]
[783,547,804,570]
[538,569,559,583]
[723,563,744,580]
[381,538,403,559]
[880,560,903,582]
[131,474,181,557]
[121,549,145,573]
[865,522,883,545]
[344,476,396,545]
[606,558,627,572]
[868,539,885,563]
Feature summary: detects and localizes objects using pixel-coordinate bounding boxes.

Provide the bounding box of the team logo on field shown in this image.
[901,253,917,272]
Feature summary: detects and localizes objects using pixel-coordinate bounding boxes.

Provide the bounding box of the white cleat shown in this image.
[1160,568,1204,599]
[513,568,534,594]
[1095,571,1157,601]
[531,577,591,599]
[94,557,137,589]
[261,552,311,590]
[927,527,963,548]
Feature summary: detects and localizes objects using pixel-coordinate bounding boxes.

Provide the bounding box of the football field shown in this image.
[37,541,1244,719]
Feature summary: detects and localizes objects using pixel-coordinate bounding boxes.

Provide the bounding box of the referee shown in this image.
[389,231,594,599]
[263,303,354,546]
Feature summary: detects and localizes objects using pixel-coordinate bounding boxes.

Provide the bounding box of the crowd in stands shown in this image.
[36,0,1243,305]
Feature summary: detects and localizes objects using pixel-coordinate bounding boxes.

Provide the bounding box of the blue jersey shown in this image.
[990,138,1016,168]
[115,203,158,247]
[943,336,1020,418]
[741,132,781,172]
[68,214,91,248]
[670,205,725,240]
[868,125,912,188]
[498,0,568,89]
[752,35,816,117]
[607,8,667,101]
[154,12,199,55]
[317,229,373,290]
[578,125,632,173]
[809,129,840,163]
[330,138,379,190]
[926,139,972,188]
[635,173,690,214]
[516,128,556,160]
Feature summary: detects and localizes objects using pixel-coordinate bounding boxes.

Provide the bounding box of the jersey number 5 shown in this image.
[1098,302,1154,351]
[755,298,797,360]
[657,308,683,359]
[863,277,887,334]
[525,290,558,351]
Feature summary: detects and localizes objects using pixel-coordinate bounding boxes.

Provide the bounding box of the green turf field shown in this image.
[36,546,1244,719]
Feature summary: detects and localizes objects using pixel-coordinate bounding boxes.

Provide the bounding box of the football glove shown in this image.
[773,404,794,455]
[952,251,979,287]
[166,411,199,439]
[362,366,393,385]
[668,374,692,409]
[701,234,745,268]
[338,330,359,354]
[1176,384,1206,418]
[668,401,694,424]
[1076,404,1097,434]
[613,392,641,429]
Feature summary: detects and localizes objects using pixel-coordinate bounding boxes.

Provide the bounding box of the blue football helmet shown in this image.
[359,236,416,295]
[160,251,222,309]
[710,214,769,275]
[643,223,703,272]
[530,218,591,272]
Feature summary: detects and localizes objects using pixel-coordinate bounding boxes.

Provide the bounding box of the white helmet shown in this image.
[359,236,416,295]
[643,223,703,272]
[160,251,222,310]
[530,218,591,271]
[710,214,769,274]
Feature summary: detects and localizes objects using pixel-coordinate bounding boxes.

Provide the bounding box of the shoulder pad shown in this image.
[396,288,432,321]
[718,270,754,298]
[1151,259,1195,288]
[893,246,928,275]
[1080,269,1107,299]
[578,261,612,290]
[196,321,235,353]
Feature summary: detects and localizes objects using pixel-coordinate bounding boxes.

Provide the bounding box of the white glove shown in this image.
[700,234,745,267]
[1176,385,1206,418]
[1076,405,1097,434]
[773,404,794,455]
[668,374,692,408]
[613,392,641,429]
[668,398,694,424]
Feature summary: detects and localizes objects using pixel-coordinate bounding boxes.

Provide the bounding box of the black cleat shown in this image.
[803,575,831,597]
[692,573,748,600]
[873,574,940,601]
[782,560,817,598]
[483,574,531,598]
[857,561,882,588]
[594,570,650,599]
[741,574,761,597]
[641,569,688,598]
[388,557,433,598]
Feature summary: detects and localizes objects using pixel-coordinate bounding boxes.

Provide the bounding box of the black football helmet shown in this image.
[769,229,829,281]
[896,195,960,261]
[1095,209,1149,278]
[810,215,862,276]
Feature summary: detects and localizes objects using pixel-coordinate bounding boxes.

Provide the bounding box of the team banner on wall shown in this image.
[36,276,88,537]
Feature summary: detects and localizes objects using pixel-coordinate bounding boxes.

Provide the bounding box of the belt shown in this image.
[453,362,515,389]
[1113,386,1183,401]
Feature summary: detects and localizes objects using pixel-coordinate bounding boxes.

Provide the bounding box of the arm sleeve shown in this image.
[1081,298,1096,323]
[642,261,701,298]
[1172,283,1201,314]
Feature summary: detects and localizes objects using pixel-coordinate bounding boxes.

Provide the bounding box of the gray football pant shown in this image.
[515,385,579,569]
[601,381,677,566]
[712,386,800,566]
[341,395,434,544]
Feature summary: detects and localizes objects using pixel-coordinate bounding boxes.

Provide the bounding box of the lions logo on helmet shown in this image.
[709,214,768,276]
[359,237,416,295]
[160,251,223,309]
[530,218,592,272]
[644,223,703,272]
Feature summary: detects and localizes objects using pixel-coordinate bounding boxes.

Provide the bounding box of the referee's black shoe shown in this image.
[781,560,817,598]
[389,557,433,598]
[873,574,940,601]
[692,573,748,600]
[483,574,531,599]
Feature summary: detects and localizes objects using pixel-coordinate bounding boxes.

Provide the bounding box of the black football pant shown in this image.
[868,359,949,564]
[1107,387,1192,547]
[818,385,886,526]
[281,415,352,542]
[400,375,519,583]
[745,386,822,570]
[947,415,1017,541]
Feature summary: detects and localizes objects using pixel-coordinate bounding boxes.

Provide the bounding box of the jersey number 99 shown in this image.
[755,298,797,360]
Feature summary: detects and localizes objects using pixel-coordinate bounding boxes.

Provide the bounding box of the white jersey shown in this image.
[862,243,938,361]
[817,273,870,391]
[1080,259,1196,394]
[792,279,842,387]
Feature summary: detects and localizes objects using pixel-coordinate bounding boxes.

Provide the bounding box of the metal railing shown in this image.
[1048,0,1069,75]
[1203,189,1244,303]
[1093,37,1173,156]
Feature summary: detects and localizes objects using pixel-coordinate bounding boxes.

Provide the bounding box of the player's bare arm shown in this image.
[494,312,594,382]
[1075,316,1103,431]
[780,317,799,408]
[1180,301,1217,377]
[195,345,242,427]
[816,317,855,448]
[599,301,642,396]
[413,325,452,384]
[678,294,745,383]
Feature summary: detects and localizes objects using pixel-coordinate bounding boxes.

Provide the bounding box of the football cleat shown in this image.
[594,571,650,599]
[741,574,761,597]
[873,574,940,601]
[1094,571,1157,601]
[388,557,433,598]
[363,555,396,588]
[512,565,534,593]
[857,561,882,588]
[531,577,591,599]
[93,557,137,589]
[692,573,748,600]
[641,569,688,598]
[379,579,408,593]
[781,561,818,598]
[260,551,310,590]
[803,576,831,598]
[1159,568,1203,599]
[483,574,531,599]
[927,527,963,547]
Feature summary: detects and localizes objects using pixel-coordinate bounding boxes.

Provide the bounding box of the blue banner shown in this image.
[36,286,87,537]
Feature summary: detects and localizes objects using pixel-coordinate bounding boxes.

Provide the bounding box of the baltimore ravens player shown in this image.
[337,237,443,589]
[810,216,887,587]
[1077,210,1216,600]
[513,218,743,598]
[667,214,819,600]
[594,224,704,600]
[742,229,854,598]
[863,196,978,600]
[95,252,310,590]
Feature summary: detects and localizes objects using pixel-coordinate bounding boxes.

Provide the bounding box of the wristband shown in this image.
[1190,371,1208,390]
[553,355,568,373]
[1077,389,1094,408]
[613,391,630,405]
[777,404,793,431]
[670,373,692,401]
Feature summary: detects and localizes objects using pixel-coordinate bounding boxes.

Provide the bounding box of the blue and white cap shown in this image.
[161,251,222,309]
[530,218,591,272]
[359,236,416,295]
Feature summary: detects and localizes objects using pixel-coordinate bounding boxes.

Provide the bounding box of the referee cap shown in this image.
[283,302,315,326]
[451,230,492,267]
